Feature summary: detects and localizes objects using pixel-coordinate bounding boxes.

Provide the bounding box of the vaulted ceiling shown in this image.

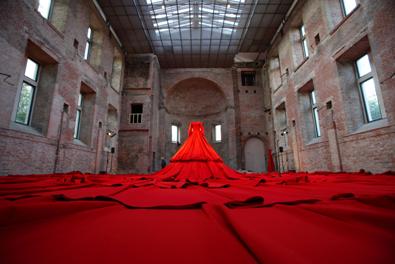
[98,0,294,68]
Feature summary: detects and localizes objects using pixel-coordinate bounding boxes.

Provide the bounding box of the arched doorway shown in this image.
[244,137,266,172]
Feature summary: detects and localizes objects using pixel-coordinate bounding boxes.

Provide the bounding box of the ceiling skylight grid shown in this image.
[143,0,249,67]
[98,0,293,67]
[145,1,247,37]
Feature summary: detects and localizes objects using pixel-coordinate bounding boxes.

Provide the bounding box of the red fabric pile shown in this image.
[150,122,262,185]
[1,122,394,263]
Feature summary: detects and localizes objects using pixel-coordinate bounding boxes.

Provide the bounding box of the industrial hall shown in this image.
[0,0,394,263]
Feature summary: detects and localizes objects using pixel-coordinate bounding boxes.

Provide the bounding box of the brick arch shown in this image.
[165,77,227,116]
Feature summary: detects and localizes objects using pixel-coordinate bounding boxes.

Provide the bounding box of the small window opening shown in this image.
[314,34,320,45]
[213,124,222,142]
[241,71,256,86]
[130,104,143,123]
[171,125,180,144]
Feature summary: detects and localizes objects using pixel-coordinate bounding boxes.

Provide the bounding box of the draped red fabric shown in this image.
[267,149,275,172]
[171,122,222,162]
[151,122,260,184]
[1,122,395,263]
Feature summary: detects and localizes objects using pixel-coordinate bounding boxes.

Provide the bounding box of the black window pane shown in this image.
[241,72,256,86]
[131,104,143,114]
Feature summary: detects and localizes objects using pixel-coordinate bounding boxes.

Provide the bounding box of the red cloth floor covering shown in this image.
[1,122,395,263]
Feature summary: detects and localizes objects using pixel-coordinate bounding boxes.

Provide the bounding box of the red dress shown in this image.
[152,122,259,184]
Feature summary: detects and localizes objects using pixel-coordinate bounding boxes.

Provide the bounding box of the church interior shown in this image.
[0,0,394,263]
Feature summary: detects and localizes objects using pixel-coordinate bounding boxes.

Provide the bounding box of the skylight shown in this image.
[147,0,245,36]
[98,0,294,67]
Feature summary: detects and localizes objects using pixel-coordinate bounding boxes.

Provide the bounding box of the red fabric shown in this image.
[267,149,275,172]
[1,122,395,263]
[1,172,395,263]
[150,122,261,184]
[171,122,222,162]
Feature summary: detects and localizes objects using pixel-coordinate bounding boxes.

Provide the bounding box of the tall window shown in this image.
[310,90,321,137]
[130,104,143,124]
[269,57,282,90]
[241,71,256,86]
[275,102,288,147]
[73,93,83,139]
[341,0,357,16]
[299,25,309,59]
[73,84,96,144]
[111,47,123,92]
[171,125,180,144]
[15,59,40,125]
[37,0,52,19]
[213,124,222,142]
[355,54,382,122]
[84,27,93,60]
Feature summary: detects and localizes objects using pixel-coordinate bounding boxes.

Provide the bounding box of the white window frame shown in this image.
[300,24,309,59]
[355,53,382,123]
[37,0,53,19]
[340,0,358,16]
[74,93,83,139]
[309,90,321,137]
[15,58,40,125]
[213,124,222,143]
[171,125,180,144]
[84,27,93,60]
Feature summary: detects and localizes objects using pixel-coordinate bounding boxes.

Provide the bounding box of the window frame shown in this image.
[309,90,321,138]
[15,58,40,125]
[299,24,309,59]
[340,0,358,16]
[354,53,382,123]
[275,102,288,148]
[212,124,222,143]
[129,103,143,124]
[171,124,181,144]
[37,0,54,20]
[241,71,256,86]
[73,93,83,139]
[111,47,123,92]
[269,56,282,90]
[84,27,93,61]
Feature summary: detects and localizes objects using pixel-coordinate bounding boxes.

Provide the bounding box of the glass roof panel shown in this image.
[98,0,293,67]
[146,0,248,58]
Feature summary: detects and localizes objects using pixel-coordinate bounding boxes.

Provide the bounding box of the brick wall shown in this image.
[118,54,160,173]
[0,0,123,175]
[266,0,395,173]
[160,68,239,169]
[1,0,393,175]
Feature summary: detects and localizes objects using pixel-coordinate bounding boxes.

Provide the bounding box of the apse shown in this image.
[163,77,230,163]
[166,77,227,116]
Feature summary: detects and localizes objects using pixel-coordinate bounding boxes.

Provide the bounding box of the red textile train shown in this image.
[150,122,263,186]
[0,122,394,263]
